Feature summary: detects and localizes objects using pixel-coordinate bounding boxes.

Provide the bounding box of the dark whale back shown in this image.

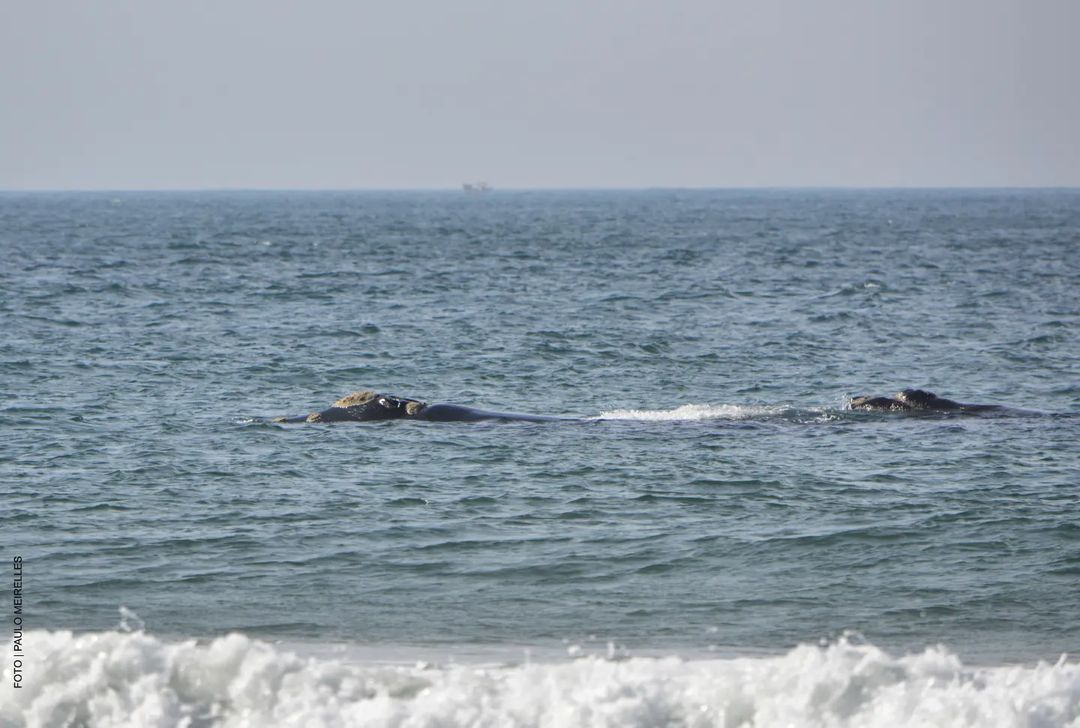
[416,403,569,423]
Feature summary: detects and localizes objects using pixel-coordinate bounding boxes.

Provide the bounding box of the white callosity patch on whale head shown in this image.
[332,391,378,408]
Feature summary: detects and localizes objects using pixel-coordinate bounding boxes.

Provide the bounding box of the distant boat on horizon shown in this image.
[462,181,492,193]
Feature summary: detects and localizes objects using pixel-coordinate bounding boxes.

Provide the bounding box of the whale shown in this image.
[274,388,1012,424]
[273,390,571,424]
[850,389,1003,413]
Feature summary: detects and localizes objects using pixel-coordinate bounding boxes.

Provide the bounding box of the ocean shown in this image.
[1,189,1078,727]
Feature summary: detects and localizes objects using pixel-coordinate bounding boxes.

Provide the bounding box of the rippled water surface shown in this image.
[3,189,1078,664]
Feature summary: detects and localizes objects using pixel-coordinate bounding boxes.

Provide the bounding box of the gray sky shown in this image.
[2,0,1078,189]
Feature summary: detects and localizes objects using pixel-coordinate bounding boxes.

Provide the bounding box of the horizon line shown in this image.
[2,184,1078,194]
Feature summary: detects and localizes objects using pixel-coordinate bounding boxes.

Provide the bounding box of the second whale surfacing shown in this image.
[850,389,1003,413]
[273,390,572,424]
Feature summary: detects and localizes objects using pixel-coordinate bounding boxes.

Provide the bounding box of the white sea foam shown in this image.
[596,403,792,421]
[3,631,1078,727]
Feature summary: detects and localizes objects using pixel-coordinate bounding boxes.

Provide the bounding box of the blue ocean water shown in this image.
[2,189,1079,726]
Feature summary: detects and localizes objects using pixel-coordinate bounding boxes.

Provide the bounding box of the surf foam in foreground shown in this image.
[3,631,1079,727]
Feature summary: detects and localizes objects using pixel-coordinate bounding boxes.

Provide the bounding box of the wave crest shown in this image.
[3,631,1079,727]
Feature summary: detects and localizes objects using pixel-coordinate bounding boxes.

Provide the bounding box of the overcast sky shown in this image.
[2,0,1077,190]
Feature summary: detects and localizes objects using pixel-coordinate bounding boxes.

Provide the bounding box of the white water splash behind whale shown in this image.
[596,403,809,421]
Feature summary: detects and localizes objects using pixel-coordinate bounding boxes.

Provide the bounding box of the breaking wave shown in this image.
[3,630,1078,727]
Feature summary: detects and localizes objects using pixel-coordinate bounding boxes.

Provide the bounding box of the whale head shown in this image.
[895,389,960,410]
[850,395,911,411]
[306,391,428,422]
